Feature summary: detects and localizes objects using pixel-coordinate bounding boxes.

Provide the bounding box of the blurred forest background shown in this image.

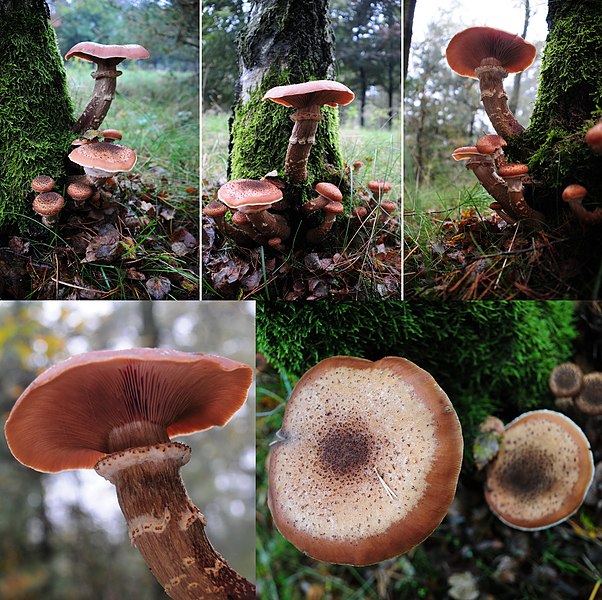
[0,301,255,599]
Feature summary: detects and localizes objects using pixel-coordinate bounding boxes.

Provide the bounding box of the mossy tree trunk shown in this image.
[511,0,602,214]
[229,0,345,196]
[0,0,75,229]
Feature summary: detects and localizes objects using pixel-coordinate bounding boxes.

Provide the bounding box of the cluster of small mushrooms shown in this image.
[267,356,597,566]
[31,42,148,226]
[549,362,602,416]
[4,348,256,600]
[204,80,396,249]
[447,26,602,226]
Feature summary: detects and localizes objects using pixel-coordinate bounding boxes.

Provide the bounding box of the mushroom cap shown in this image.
[267,356,463,565]
[367,179,393,194]
[575,372,602,415]
[498,163,529,178]
[217,179,283,213]
[446,26,536,78]
[562,184,588,203]
[323,201,344,215]
[585,122,602,153]
[314,182,343,203]
[484,410,594,531]
[380,200,398,212]
[67,181,94,201]
[451,146,481,161]
[476,134,508,155]
[203,200,228,218]
[262,80,354,109]
[65,42,150,63]
[102,128,123,141]
[549,362,583,398]
[31,175,55,193]
[69,142,137,175]
[4,348,253,473]
[33,192,65,216]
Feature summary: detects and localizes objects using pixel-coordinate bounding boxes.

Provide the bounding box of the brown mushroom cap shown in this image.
[262,80,354,109]
[217,179,283,213]
[446,26,536,78]
[67,181,94,201]
[33,192,65,216]
[314,182,343,203]
[562,184,588,203]
[367,179,393,194]
[31,175,55,193]
[484,410,594,531]
[451,146,481,161]
[203,200,228,218]
[575,372,602,415]
[69,142,137,175]
[4,348,253,473]
[476,134,508,155]
[102,128,123,141]
[267,356,463,565]
[585,122,602,154]
[65,42,150,63]
[498,163,529,178]
[549,363,583,398]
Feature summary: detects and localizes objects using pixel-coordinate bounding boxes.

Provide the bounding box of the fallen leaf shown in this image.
[146,276,171,300]
[82,224,122,263]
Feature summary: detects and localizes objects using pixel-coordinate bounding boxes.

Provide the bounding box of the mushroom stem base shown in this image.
[95,442,255,600]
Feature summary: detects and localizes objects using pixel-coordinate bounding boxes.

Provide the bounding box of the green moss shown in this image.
[511,4,602,206]
[0,5,75,228]
[256,301,578,464]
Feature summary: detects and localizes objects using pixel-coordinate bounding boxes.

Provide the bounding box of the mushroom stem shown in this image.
[285,106,323,183]
[465,156,515,220]
[245,210,291,241]
[74,62,122,134]
[475,62,524,139]
[95,441,255,600]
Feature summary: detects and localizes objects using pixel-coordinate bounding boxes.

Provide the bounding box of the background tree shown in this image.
[0,0,75,228]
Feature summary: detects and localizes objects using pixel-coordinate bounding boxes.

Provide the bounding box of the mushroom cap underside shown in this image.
[262,80,355,109]
[446,26,536,78]
[5,348,253,473]
[484,410,594,530]
[267,356,463,565]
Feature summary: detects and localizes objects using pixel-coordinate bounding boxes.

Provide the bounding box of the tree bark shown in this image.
[229,0,345,193]
[403,0,416,81]
[0,0,75,228]
[511,0,602,213]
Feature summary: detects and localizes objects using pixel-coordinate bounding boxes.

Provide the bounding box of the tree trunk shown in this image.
[0,0,75,228]
[359,66,367,128]
[403,0,416,81]
[229,0,344,193]
[511,0,602,212]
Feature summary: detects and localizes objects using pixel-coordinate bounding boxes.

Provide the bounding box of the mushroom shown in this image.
[585,122,602,155]
[575,372,602,416]
[484,410,594,530]
[497,163,543,223]
[267,356,463,565]
[203,200,253,246]
[562,184,602,225]
[476,134,508,169]
[68,142,137,185]
[367,179,392,200]
[31,175,56,193]
[33,191,65,226]
[102,128,123,142]
[262,80,354,183]
[66,42,150,134]
[302,182,342,216]
[67,180,95,202]
[446,27,536,138]
[549,362,583,399]
[4,348,255,600]
[218,179,290,242]
[305,199,344,244]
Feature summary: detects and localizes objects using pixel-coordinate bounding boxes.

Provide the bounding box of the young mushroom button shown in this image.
[4,348,255,600]
[446,27,536,138]
[268,355,463,566]
[484,410,594,530]
[262,80,354,183]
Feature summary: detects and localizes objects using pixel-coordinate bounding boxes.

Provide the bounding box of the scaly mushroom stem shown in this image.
[231,211,269,245]
[475,61,524,139]
[74,62,122,134]
[285,106,323,183]
[302,195,329,216]
[96,423,255,600]
[465,156,515,222]
[245,210,291,241]
[503,174,545,224]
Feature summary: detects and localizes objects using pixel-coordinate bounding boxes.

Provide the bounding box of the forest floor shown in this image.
[3,66,199,300]
[202,112,401,300]
[405,181,602,300]
[256,359,602,600]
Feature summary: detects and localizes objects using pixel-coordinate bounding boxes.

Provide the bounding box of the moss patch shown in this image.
[0,5,75,228]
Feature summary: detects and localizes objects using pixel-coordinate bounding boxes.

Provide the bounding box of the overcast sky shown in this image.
[413,0,549,45]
